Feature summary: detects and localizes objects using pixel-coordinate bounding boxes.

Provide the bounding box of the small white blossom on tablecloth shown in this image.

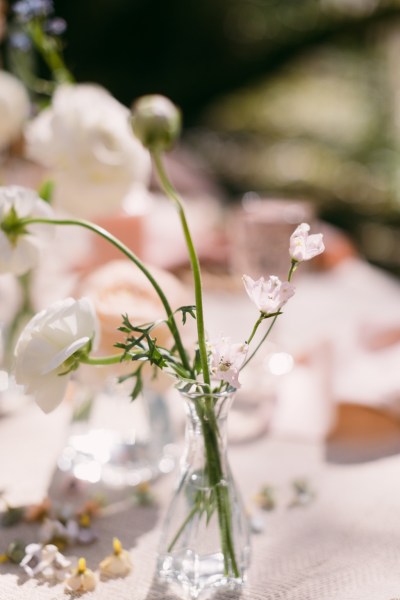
[242,274,295,316]
[209,337,248,389]
[0,186,54,276]
[65,558,96,592]
[99,538,133,577]
[20,543,72,581]
[289,222,325,262]
[14,297,99,413]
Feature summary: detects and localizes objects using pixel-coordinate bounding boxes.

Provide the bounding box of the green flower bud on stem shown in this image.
[130,95,181,151]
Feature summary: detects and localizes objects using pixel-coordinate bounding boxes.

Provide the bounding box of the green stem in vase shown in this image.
[152,151,211,388]
[19,216,192,376]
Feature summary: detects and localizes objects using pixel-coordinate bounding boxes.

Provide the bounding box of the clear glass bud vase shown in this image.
[157,387,251,598]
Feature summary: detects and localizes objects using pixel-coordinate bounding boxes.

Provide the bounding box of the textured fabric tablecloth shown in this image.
[2,397,400,600]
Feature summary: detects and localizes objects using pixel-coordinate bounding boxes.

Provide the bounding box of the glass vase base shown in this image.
[157,550,247,599]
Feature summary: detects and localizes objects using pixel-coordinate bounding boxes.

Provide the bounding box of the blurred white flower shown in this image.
[25,83,151,218]
[0,71,30,151]
[99,538,132,577]
[14,297,99,413]
[20,543,72,581]
[289,222,325,262]
[209,336,248,389]
[65,558,96,592]
[243,274,295,315]
[0,185,54,276]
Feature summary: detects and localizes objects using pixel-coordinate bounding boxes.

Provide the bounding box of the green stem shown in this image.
[246,314,264,345]
[20,216,192,375]
[152,152,211,387]
[167,503,199,553]
[80,354,127,366]
[27,19,74,85]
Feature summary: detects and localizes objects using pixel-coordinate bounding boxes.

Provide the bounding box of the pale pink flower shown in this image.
[242,275,295,315]
[209,337,248,389]
[289,222,324,262]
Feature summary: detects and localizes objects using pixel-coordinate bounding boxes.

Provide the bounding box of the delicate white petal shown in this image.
[243,274,295,315]
[0,186,55,275]
[14,297,99,413]
[289,222,324,262]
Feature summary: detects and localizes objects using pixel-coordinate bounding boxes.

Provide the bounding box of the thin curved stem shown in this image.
[20,216,192,375]
[80,354,126,366]
[152,151,211,387]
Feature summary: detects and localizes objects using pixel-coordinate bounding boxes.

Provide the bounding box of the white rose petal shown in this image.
[289,222,325,262]
[0,185,54,276]
[243,274,295,315]
[25,83,151,218]
[14,297,99,413]
[0,71,30,150]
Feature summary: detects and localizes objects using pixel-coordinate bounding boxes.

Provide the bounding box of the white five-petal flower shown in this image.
[0,185,54,276]
[242,274,295,315]
[209,337,248,389]
[14,297,99,413]
[289,222,325,262]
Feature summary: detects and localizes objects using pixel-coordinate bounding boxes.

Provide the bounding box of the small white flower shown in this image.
[14,297,99,413]
[25,83,151,218]
[0,185,54,276]
[242,274,295,315]
[289,222,325,262]
[99,538,132,577]
[65,558,96,592]
[209,337,248,389]
[0,71,30,150]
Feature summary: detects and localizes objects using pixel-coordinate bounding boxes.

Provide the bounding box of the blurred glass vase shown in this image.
[57,379,176,489]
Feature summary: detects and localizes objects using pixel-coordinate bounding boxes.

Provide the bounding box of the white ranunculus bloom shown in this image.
[0,71,30,151]
[14,297,99,413]
[289,222,325,262]
[209,336,248,389]
[242,274,295,315]
[0,185,54,275]
[25,83,151,218]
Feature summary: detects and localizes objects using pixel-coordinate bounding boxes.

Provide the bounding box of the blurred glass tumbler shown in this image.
[230,196,315,279]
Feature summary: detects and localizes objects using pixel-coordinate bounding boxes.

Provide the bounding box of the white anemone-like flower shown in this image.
[14,297,99,413]
[242,274,295,315]
[209,336,248,389]
[0,186,54,276]
[0,71,30,151]
[289,222,325,262]
[25,83,151,218]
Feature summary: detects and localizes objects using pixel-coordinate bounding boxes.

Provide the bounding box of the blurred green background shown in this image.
[11,0,400,273]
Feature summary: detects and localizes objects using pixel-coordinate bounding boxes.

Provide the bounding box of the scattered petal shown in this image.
[65,557,96,592]
[99,538,132,578]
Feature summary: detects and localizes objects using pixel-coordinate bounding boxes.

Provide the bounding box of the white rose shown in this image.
[14,297,99,413]
[0,185,54,275]
[0,71,30,151]
[25,83,151,218]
